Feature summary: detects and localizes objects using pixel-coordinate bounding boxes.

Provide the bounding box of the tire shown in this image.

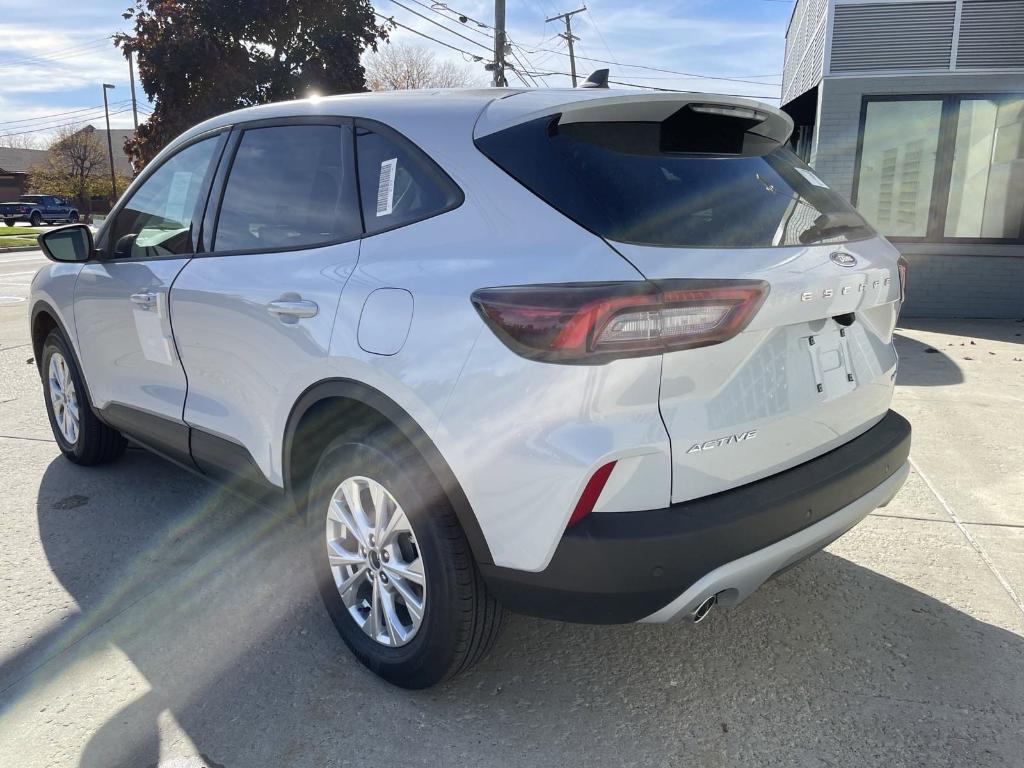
[306,427,504,688]
[68,211,79,223]
[4,219,14,227]
[41,330,126,465]
[29,211,42,227]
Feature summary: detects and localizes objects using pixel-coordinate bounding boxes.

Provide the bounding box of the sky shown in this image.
[0,0,793,146]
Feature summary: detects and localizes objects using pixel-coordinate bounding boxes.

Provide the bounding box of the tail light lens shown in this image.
[472,279,769,364]
[897,256,908,303]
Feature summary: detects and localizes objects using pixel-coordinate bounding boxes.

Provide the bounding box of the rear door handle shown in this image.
[267,298,319,321]
[130,292,157,308]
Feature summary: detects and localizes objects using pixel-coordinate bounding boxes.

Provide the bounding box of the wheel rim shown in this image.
[48,352,80,445]
[325,476,426,647]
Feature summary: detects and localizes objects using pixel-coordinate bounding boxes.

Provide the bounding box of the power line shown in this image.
[415,1,494,36]
[0,107,137,139]
[0,39,114,70]
[382,0,492,52]
[374,12,485,60]
[519,44,783,86]
[511,65,781,99]
[0,100,133,127]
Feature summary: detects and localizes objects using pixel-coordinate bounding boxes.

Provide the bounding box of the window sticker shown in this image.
[795,167,829,188]
[376,158,398,217]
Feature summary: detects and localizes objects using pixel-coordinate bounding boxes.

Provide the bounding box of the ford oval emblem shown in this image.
[830,251,857,268]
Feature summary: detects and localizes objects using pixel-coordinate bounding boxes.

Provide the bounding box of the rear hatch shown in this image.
[476,91,903,503]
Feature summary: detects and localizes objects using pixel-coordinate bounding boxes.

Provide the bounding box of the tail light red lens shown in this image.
[897,256,908,303]
[471,279,769,364]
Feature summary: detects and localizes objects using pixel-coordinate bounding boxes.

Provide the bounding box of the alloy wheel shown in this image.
[48,352,80,444]
[325,476,426,647]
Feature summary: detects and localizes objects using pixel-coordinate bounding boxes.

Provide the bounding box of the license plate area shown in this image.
[806,326,856,399]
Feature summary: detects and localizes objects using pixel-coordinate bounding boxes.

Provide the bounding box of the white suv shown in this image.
[30,89,911,688]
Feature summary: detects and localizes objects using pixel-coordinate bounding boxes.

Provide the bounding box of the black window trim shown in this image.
[95,126,232,262]
[851,92,1024,248]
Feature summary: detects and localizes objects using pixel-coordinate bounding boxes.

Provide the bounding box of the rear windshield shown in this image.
[19,196,43,202]
[475,115,874,248]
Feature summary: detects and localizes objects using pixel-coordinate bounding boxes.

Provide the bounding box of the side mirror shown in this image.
[113,233,137,259]
[38,224,95,263]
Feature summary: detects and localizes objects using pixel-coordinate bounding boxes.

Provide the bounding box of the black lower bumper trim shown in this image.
[480,410,911,624]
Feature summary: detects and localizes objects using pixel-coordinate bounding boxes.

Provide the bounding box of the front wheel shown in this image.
[306,428,504,688]
[41,330,126,465]
[68,211,79,223]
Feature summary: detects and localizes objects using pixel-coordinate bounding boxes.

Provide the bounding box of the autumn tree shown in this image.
[28,126,132,216]
[365,43,483,91]
[115,0,388,168]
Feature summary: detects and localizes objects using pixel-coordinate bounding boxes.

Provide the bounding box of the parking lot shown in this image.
[1,249,1022,768]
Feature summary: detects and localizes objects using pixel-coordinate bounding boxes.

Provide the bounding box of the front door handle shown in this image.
[130,292,157,308]
[267,298,319,322]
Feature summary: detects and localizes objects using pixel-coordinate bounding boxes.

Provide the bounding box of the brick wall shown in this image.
[810,73,1024,319]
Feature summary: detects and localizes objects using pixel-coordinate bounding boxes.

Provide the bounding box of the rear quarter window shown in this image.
[476,114,874,249]
[355,124,463,236]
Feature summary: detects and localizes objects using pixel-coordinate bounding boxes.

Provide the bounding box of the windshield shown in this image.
[476,115,874,248]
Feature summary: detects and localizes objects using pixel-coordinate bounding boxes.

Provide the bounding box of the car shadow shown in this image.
[3,451,1023,766]
[893,332,964,387]
[898,317,1024,346]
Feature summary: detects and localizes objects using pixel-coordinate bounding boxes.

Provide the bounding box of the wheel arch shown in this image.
[283,378,493,566]
[30,300,96,409]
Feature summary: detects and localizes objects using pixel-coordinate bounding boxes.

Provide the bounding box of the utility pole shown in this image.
[102,83,118,202]
[492,0,507,87]
[126,51,139,130]
[546,6,587,87]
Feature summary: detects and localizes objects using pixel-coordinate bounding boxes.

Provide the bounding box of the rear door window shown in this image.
[355,124,462,235]
[214,124,361,253]
[476,113,874,248]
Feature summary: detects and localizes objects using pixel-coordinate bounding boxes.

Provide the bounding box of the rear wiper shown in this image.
[799,212,870,245]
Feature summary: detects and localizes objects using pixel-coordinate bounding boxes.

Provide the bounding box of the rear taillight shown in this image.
[897,256,908,303]
[471,279,769,364]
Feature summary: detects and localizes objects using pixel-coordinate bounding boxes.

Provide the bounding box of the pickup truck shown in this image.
[1,195,79,227]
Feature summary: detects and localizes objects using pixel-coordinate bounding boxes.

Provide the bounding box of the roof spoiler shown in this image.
[475,92,793,151]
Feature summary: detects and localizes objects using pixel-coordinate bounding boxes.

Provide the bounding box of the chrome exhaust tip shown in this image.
[692,594,717,624]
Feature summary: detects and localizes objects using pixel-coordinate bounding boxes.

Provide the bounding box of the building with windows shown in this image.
[781,0,1023,317]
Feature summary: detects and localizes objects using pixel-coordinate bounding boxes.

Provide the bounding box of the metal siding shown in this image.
[783,0,829,103]
[831,2,956,72]
[957,0,1024,68]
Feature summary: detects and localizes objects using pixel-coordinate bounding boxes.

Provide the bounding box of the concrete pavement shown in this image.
[0,262,1022,767]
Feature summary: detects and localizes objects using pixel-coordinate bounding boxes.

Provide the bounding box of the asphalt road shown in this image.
[1,255,1022,767]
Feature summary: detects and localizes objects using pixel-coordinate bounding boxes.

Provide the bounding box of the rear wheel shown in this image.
[3,219,14,227]
[306,428,504,688]
[29,211,42,227]
[41,330,126,465]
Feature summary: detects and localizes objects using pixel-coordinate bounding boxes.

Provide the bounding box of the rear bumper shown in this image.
[480,410,911,623]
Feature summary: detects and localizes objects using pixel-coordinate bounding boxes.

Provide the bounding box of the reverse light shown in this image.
[471,279,769,364]
[897,256,908,303]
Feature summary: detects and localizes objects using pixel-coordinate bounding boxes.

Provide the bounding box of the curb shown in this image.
[0,245,40,253]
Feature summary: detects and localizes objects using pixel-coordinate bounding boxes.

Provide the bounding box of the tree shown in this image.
[0,133,42,150]
[365,42,483,91]
[28,126,132,215]
[115,0,388,168]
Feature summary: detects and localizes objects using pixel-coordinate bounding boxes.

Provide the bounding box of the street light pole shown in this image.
[102,83,117,203]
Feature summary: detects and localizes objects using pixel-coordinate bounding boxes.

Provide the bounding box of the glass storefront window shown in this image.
[855,100,943,238]
[945,98,1024,239]
[854,94,1024,242]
